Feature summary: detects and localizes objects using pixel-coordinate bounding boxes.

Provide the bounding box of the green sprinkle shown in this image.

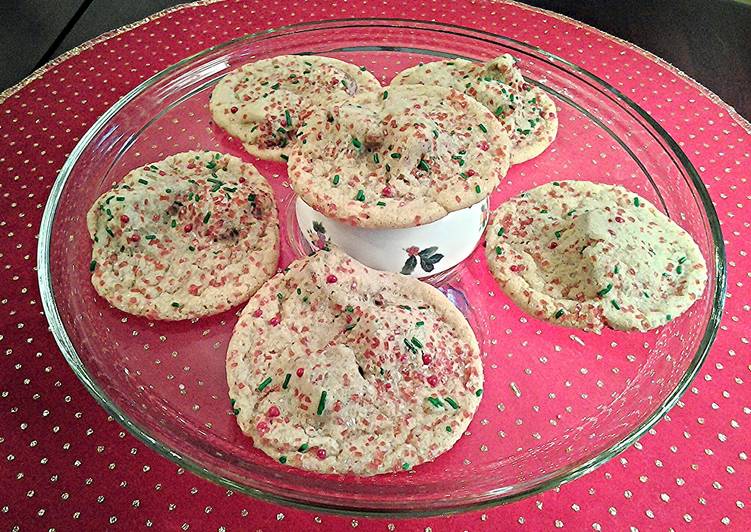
[279,455,287,464]
[233,408,240,415]
[445,397,459,410]
[554,230,562,239]
[427,397,444,408]
[345,305,354,313]
[460,172,469,179]
[494,106,504,116]
[280,154,289,162]
[360,66,367,71]
[540,209,548,214]
[385,164,391,172]
[596,283,613,297]
[411,337,423,349]
[432,130,439,139]
[614,265,619,274]
[495,246,503,255]
[666,314,672,321]
[552,182,560,186]
[276,292,284,300]
[634,197,641,207]
[554,309,565,319]
[678,256,687,264]
[115,196,125,202]
[676,264,683,274]
[276,126,287,135]
[317,391,327,415]
[355,189,366,202]
[206,161,217,170]
[138,178,149,185]
[566,210,576,217]
[390,152,401,159]
[105,227,114,237]
[284,110,292,127]
[203,212,211,224]
[144,234,156,240]
[188,245,195,252]
[149,165,158,170]
[475,389,483,397]
[403,338,416,353]
[171,302,180,308]
[446,426,452,433]
[340,79,347,88]
[270,83,280,90]
[475,185,481,193]
[382,90,389,100]
[351,137,362,149]
[376,201,386,206]
[302,296,309,303]
[643,291,650,298]
[478,123,488,133]
[402,462,410,471]
[416,321,424,327]
[417,159,430,172]
[257,377,272,392]
[89,260,97,272]
[171,219,177,228]
[497,227,505,237]
[230,398,236,407]
[373,153,380,164]
[332,174,340,186]
[398,305,412,310]
[611,300,621,310]
[282,373,291,389]
[297,443,309,453]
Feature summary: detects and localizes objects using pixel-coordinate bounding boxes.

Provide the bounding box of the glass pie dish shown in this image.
[38,19,726,516]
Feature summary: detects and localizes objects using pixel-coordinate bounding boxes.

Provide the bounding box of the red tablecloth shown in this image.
[2,0,750,529]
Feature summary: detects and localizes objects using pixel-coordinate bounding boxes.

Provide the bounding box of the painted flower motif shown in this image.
[401,246,444,275]
[306,221,330,251]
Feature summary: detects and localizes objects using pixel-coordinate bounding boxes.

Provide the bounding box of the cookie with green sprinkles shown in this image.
[288,84,511,229]
[86,151,279,320]
[209,55,381,162]
[391,54,558,165]
[484,180,707,333]
[225,247,483,475]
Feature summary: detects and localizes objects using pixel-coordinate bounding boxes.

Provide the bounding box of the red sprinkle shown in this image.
[422,354,432,365]
[296,368,304,377]
[252,308,263,318]
[120,214,130,224]
[256,421,269,434]
[615,216,625,223]
[548,241,558,249]
[230,106,239,114]
[326,274,338,284]
[478,141,489,151]
[267,406,280,418]
[269,314,281,326]
[427,375,438,387]
[316,448,327,460]
[381,186,393,197]
[467,169,476,177]
[129,233,141,243]
[510,265,520,272]
[183,223,193,233]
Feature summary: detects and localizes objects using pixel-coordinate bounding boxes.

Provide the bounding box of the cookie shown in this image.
[225,248,483,475]
[287,84,512,229]
[484,180,708,333]
[391,54,558,165]
[209,55,382,161]
[86,151,279,320]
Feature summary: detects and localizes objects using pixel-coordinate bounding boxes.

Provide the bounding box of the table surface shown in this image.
[1,0,751,530]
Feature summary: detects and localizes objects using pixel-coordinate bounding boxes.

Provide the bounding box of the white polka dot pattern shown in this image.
[1,0,749,529]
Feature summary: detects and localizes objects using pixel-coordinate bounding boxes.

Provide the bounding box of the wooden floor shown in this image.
[1,0,749,118]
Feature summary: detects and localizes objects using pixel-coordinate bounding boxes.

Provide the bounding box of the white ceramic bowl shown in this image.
[295,196,490,277]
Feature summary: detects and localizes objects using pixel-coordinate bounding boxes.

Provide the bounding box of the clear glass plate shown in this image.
[38,19,726,516]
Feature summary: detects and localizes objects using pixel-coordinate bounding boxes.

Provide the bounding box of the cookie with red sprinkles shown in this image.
[391,54,558,165]
[287,84,512,229]
[485,180,708,333]
[210,55,381,161]
[86,151,279,320]
[225,247,483,475]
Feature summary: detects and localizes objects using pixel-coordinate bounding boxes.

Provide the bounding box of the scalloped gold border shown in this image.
[1,0,748,134]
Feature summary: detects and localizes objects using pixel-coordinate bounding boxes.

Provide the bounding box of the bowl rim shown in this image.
[37,17,727,517]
